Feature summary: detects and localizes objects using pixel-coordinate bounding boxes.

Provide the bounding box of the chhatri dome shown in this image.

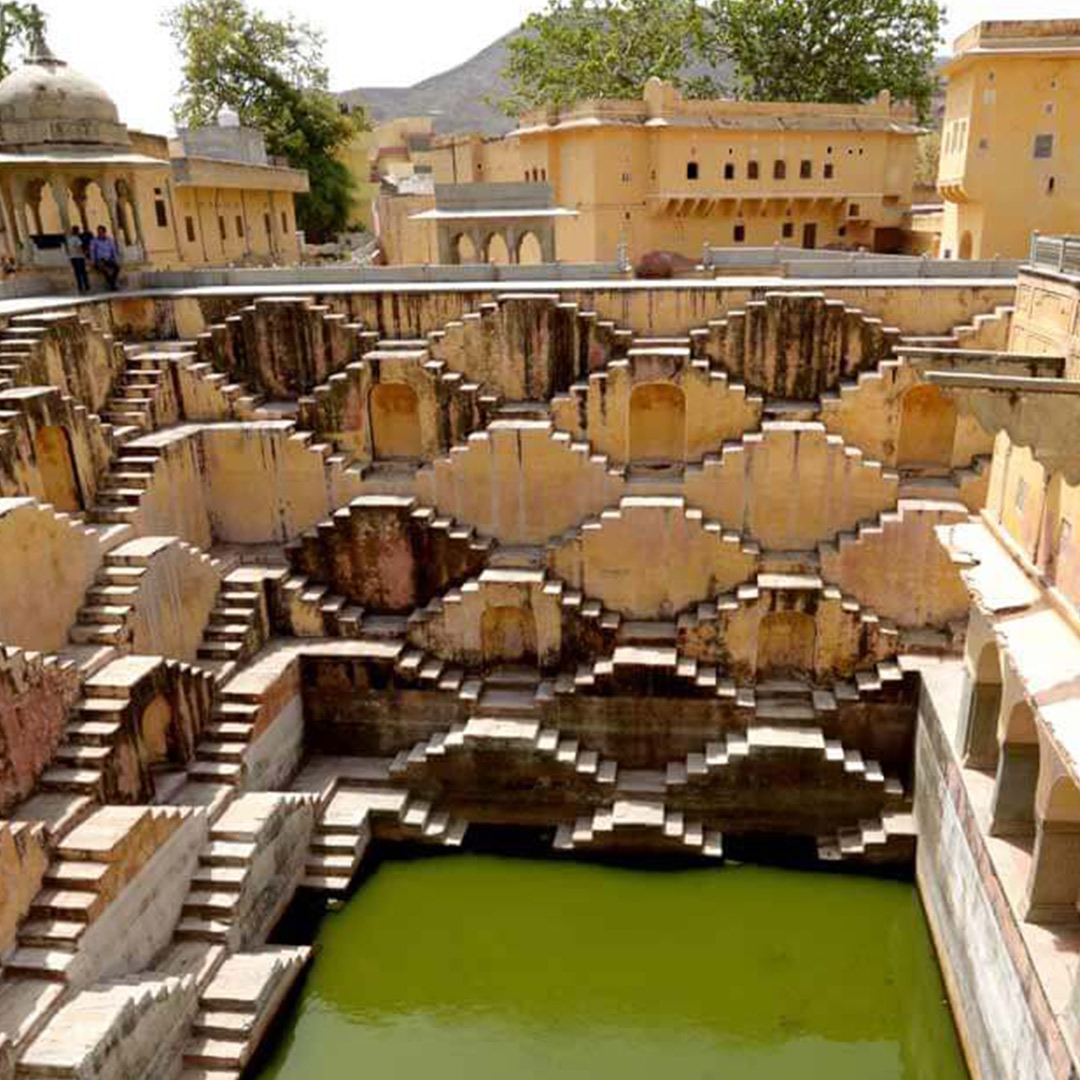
[0,29,131,151]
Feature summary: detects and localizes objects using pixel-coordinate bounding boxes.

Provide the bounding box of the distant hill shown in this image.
[337,32,947,138]
[337,33,518,137]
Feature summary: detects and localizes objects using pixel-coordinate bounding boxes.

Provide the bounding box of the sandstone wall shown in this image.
[0,498,104,651]
[0,822,49,955]
[0,648,82,815]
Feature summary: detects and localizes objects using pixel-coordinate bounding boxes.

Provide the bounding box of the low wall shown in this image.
[914,660,1074,1080]
[129,262,626,290]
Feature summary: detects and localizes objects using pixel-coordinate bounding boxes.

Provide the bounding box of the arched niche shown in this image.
[628,382,686,465]
[485,232,511,265]
[756,611,817,679]
[897,385,958,469]
[35,424,83,511]
[455,233,479,265]
[517,231,544,265]
[990,701,1040,838]
[963,639,1002,770]
[959,231,973,260]
[370,383,422,460]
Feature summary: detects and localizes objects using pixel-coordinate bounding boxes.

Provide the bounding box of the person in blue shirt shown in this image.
[89,226,121,291]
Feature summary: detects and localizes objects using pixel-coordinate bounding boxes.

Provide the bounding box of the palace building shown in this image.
[0,36,308,281]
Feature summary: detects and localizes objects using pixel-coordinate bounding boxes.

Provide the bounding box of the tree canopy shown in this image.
[497,0,718,116]
[707,0,943,120]
[166,0,362,240]
[0,2,46,80]
[498,0,942,121]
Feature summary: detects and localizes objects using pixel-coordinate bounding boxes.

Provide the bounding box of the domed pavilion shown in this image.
[0,31,308,275]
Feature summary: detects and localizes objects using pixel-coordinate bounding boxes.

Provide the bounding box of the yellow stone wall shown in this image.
[938,21,1080,259]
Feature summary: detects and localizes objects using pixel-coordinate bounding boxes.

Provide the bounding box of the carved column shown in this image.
[48,175,72,234]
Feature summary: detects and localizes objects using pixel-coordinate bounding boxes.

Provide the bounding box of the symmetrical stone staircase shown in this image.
[555,798,723,858]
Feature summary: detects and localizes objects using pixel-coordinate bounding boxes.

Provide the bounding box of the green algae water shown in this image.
[257,854,969,1080]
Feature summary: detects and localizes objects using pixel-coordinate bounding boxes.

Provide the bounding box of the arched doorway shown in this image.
[1025,772,1080,924]
[990,701,1039,838]
[370,383,422,460]
[963,641,1002,769]
[756,611,817,679]
[897,385,958,469]
[140,694,173,770]
[455,233,479,264]
[959,231,974,260]
[485,232,511,265]
[481,606,538,666]
[628,383,686,464]
[517,232,544,265]
[35,425,82,511]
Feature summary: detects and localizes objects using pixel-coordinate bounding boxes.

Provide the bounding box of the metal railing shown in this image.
[1029,234,1080,276]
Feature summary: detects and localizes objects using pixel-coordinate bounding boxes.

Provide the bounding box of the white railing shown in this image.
[1029,234,1080,276]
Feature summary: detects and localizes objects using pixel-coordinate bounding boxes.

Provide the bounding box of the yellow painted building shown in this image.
[378,78,921,265]
[0,36,308,278]
[938,20,1080,260]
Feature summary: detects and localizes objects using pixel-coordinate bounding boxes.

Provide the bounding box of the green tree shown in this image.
[0,3,46,80]
[166,0,362,241]
[497,0,718,117]
[706,0,943,120]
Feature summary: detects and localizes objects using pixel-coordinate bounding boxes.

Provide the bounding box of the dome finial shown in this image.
[26,26,64,68]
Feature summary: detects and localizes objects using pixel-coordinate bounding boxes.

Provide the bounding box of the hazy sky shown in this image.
[36,0,1080,134]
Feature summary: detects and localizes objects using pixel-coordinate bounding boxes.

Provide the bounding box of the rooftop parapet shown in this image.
[952,19,1080,55]
[512,78,919,137]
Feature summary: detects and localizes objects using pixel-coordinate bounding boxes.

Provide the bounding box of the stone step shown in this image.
[64,719,122,746]
[184,1036,246,1070]
[192,1009,254,1041]
[189,761,243,785]
[2,948,74,982]
[184,892,239,918]
[301,874,352,893]
[29,889,97,922]
[200,841,256,868]
[43,860,108,891]
[16,919,85,952]
[39,767,102,795]
[176,918,231,943]
[192,866,246,892]
[54,744,112,768]
[196,741,247,763]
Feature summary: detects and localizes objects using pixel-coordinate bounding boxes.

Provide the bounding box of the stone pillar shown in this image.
[102,179,121,242]
[28,183,43,236]
[126,175,147,258]
[48,176,72,234]
[961,676,1002,770]
[989,743,1040,837]
[437,225,454,266]
[11,181,32,262]
[0,181,20,261]
[505,227,520,265]
[1023,821,1080,924]
[540,225,556,263]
